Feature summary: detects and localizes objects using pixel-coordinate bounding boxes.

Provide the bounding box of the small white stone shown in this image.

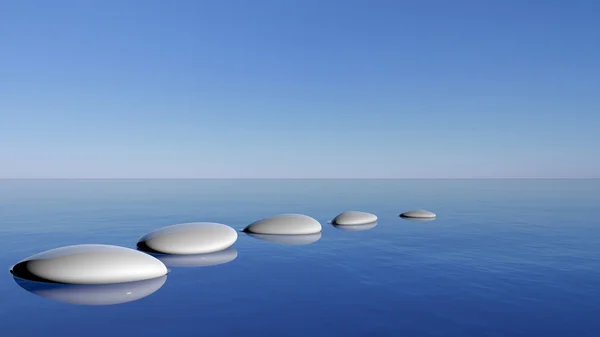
[137,222,238,255]
[245,232,322,245]
[332,211,377,225]
[243,214,322,235]
[10,244,168,285]
[400,210,436,219]
[13,274,167,306]
[154,247,238,267]
[332,222,377,231]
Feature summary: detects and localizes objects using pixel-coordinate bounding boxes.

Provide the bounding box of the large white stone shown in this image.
[10,244,168,285]
[13,274,167,306]
[332,211,377,225]
[153,247,238,267]
[332,222,377,231]
[137,222,238,255]
[243,214,322,235]
[245,232,322,245]
[400,210,436,219]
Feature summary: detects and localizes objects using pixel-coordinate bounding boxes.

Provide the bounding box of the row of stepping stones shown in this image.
[10,210,436,285]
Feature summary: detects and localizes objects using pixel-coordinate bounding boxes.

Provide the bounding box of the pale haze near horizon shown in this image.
[1,1,599,179]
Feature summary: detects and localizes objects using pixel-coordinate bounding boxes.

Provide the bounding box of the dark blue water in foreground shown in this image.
[1,179,599,337]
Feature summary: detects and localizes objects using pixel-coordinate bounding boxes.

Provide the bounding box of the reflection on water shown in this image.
[150,247,238,267]
[332,221,377,231]
[399,217,436,222]
[13,274,167,306]
[244,232,322,245]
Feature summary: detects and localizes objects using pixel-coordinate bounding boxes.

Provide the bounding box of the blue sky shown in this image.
[1,0,599,179]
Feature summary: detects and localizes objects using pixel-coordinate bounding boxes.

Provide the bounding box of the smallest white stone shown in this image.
[400,210,436,219]
[332,211,377,225]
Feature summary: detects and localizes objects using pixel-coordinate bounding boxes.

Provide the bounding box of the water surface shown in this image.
[0,179,599,337]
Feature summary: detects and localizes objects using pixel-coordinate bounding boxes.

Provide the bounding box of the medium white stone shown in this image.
[10,244,168,285]
[400,210,436,219]
[332,211,377,225]
[137,222,238,255]
[153,247,238,267]
[243,214,322,235]
[13,274,167,306]
[245,232,322,245]
[332,222,377,231]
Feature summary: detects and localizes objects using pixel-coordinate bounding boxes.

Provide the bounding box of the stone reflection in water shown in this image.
[12,274,167,306]
[400,217,436,222]
[244,232,322,245]
[151,247,238,268]
[332,221,378,231]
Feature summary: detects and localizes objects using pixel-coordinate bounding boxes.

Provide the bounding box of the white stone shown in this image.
[332,222,377,231]
[400,210,436,219]
[13,274,167,306]
[137,222,238,255]
[332,211,377,225]
[10,244,168,285]
[245,232,322,245]
[153,247,238,267]
[243,214,322,235]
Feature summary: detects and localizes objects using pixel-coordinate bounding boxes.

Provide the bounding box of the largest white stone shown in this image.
[137,222,238,255]
[243,214,322,235]
[10,244,168,285]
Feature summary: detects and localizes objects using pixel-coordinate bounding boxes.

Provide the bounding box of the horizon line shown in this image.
[1,178,599,181]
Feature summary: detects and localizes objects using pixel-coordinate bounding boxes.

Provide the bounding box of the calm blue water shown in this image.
[0,179,599,337]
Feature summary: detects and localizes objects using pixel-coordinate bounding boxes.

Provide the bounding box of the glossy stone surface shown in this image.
[137,222,238,255]
[332,211,377,225]
[243,214,322,235]
[400,210,436,219]
[10,244,168,284]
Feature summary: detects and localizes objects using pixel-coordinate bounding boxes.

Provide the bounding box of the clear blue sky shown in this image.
[1,0,599,179]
